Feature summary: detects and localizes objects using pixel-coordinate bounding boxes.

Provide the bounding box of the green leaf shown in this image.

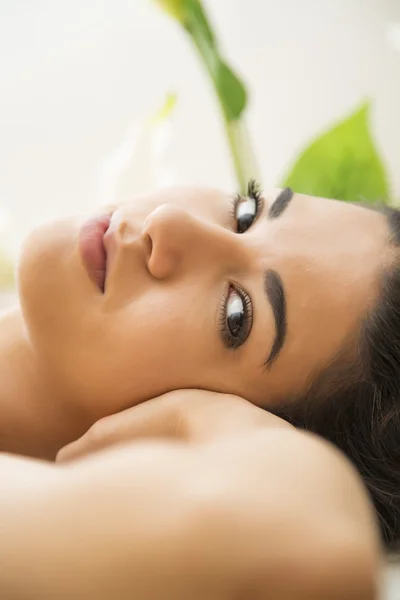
[185,0,215,47]
[282,102,390,203]
[153,0,186,22]
[185,1,247,121]
[154,0,247,121]
[213,61,246,121]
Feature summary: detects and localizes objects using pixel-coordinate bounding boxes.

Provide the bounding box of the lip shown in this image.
[78,213,112,293]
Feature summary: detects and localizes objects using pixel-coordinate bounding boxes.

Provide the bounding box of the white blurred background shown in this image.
[0,0,399,255]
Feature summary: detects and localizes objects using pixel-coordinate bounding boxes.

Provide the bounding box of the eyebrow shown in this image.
[264,270,287,368]
[268,187,294,219]
[262,188,293,367]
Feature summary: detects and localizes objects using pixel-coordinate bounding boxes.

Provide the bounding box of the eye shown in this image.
[219,284,253,350]
[231,179,262,234]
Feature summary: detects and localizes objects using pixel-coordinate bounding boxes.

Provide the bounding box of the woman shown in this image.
[0,182,399,546]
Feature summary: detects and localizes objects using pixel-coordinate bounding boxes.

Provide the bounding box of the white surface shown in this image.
[383,561,400,600]
[0,0,399,256]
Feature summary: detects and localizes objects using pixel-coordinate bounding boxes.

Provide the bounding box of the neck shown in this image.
[0,306,91,460]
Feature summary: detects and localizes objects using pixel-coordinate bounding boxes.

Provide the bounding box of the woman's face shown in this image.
[18,185,391,418]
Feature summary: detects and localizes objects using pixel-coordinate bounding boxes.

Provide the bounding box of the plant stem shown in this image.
[225,118,260,194]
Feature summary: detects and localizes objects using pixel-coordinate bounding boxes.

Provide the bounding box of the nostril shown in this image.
[143,231,153,264]
[142,204,187,279]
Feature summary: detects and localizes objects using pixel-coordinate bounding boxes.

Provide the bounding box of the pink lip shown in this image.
[78,214,112,292]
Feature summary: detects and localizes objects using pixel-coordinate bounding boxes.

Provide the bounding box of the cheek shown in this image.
[18,219,86,351]
[88,293,214,407]
[58,279,221,412]
[114,288,209,365]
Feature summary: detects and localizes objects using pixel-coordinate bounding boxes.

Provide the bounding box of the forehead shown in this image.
[269,192,389,259]
[251,193,392,400]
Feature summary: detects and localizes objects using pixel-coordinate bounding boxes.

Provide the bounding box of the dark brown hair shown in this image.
[271,205,400,549]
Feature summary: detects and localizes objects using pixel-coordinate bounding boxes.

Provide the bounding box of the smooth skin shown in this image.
[1,390,380,599]
[0,186,387,596]
[0,186,392,459]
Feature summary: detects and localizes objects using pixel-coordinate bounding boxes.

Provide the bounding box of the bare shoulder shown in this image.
[195,428,382,599]
[0,428,381,599]
[62,428,381,599]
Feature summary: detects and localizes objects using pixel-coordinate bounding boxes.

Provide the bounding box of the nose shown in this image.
[142,204,248,280]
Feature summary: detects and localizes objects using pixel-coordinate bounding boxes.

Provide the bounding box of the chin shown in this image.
[18,217,90,364]
[20,217,76,306]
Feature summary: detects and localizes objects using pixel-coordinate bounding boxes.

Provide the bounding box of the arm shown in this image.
[0,428,380,600]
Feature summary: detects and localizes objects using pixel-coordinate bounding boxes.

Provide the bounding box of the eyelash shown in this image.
[219,179,261,350]
[218,283,253,350]
[230,178,263,231]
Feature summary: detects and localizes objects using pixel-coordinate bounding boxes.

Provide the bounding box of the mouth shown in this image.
[78,213,112,293]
